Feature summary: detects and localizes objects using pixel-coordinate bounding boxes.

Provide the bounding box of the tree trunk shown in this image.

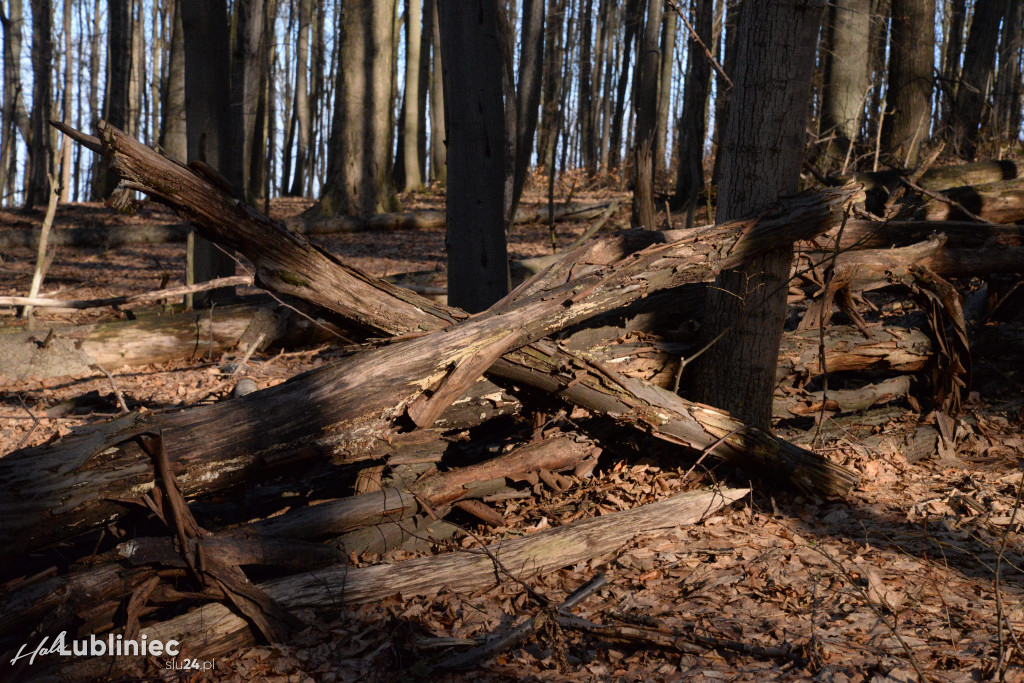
[24,0,53,209]
[91,0,130,202]
[232,0,266,203]
[609,0,641,170]
[288,0,311,196]
[181,0,238,305]
[511,0,545,216]
[882,0,935,168]
[314,0,398,216]
[59,0,72,202]
[630,0,664,230]
[577,0,595,175]
[948,0,1004,159]
[654,6,676,176]
[689,0,825,431]
[428,0,446,183]
[938,0,965,129]
[0,0,30,205]
[438,0,514,312]
[710,0,739,187]
[672,0,713,222]
[992,0,1022,142]
[158,0,187,160]
[819,0,872,167]
[538,0,566,171]
[400,0,423,191]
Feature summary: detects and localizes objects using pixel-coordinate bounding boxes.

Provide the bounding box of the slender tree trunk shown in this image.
[819,0,872,167]
[24,0,53,209]
[631,0,664,229]
[417,0,431,180]
[673,0,713,221]
[992,0,1022,142]
[91,0,130,199]
[882,0,934,168]
[314,0,398,216]
[288,0,310,196]
[690,0,825,430]
[609,0,641,170]
[578,0,595,175]
[711,0,739,187]
[307,2,324,196]
[654,6,676,175]
[429,0,445,183]
[598,1,618,171]
[278,1,295,195]
[938,0,965,130]
[538,0,565,171]
[1,0,31,205]
[59,0,72,201]
[948,0,1003,159]
[181,0,238,304]
[511,0,544,218]
[863,0,888,154]
[159,0,186,161]
[400,0,423,190]
[438,0,514,312]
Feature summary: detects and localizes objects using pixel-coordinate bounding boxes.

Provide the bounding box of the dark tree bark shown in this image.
[882,0,935,168]
[511,0,545,217]
[710,0,739,187]
[577,0,596,175]
[438,0,515,312]
[181,0,238,304]
[538,0,566,171]
[0,0,30,204]
[689,0,825,430]
[24,0,53,209]
[91,0,131,200]
[673,0,714,223]
[631,0,665,230]
[159,0,186,161]
[938,0,965,129]
[314,0,398,216]
[948,0,1004,158]
[819,0,872,167]
[992,0,1021,142]
[417,0,431,180]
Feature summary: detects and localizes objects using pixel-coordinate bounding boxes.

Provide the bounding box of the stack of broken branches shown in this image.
[1,120,868,674]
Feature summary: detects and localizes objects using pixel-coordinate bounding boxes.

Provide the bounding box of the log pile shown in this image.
[0,122,1020,675]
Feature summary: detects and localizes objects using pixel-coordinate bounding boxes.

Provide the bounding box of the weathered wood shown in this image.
[58,487,748,677]
[777,376,913,417]
[4,123,858,558]
[914,179,1024,223]
[802,219,1024,251]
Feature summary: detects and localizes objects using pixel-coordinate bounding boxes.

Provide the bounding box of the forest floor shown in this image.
[0,184,1022,682]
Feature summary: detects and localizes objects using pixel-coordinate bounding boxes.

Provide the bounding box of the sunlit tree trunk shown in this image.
[654,6,676,175]
[288,0,310,196]
[882,0,934,167]
[159,0,186,161]
[819,0,872,168]
[689,0,825,431]
[631,0,664,230]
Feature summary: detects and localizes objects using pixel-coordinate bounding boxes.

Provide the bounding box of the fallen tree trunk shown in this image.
[854,159,1024,195]
[0,299,313,379]
[52,487,748,678]
[913,179,1024,223]
[1,122,858,558]
[799,236,1024,294]
[800,219,1024,252]
[0,222,188,249]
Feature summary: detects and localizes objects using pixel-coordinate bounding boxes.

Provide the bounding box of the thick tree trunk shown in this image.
[181,0,238,305]
[819,0,872,167]
[689,0,825,431]
[91,0,131,200]
[537,0,566,171]
[938,0,965,129]
[232,0,266,202]
[437,0,514,312]
[24,0,53,209]
[314,0,397,216]
[949,0,1004,158]
[882,0,934,168]
[992,0,1022,142]
[400,0,423,191]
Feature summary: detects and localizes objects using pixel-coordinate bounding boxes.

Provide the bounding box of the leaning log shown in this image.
[53,487,748,679]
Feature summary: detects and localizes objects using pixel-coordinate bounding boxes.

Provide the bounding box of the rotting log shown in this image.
[913,179,1024,223]
[0,299,325,379]
[777,376,912,417]
[50,487,748,678]
[798,236,1024,295]
[800,219,1024,252]
[3,122,858,558]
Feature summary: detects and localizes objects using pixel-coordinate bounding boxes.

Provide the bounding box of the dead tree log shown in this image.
[0,300,326,379]
[913,179,1024,223]
[3,122,858,558]
[801,219,1024,251]
[54,487,748,678]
